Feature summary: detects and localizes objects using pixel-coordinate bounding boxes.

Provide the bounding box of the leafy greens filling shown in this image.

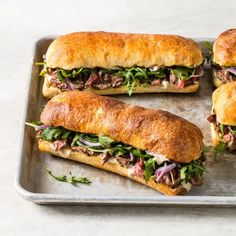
[39,64,198,95]
[27,122,206,184]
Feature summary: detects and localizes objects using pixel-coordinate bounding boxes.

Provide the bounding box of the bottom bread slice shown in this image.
[42,74,199,98]
[38,139,190,196]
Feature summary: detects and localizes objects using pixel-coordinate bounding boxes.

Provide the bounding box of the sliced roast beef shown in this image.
[207,114,217,123]
[111,75,123,87]
[85,72,101,86]
[100,151,111,165]
[217,69,234,83]
[133,159,144,178]
[115,156,130,167]
[71,146,95,156]
[53,139,67,151]
[50,75,68,91]
[190,177,203,186]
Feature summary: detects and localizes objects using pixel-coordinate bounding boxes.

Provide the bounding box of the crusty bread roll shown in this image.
[43,73,200,98]
[212,81,236,125]
[46,32,203,69]
[41,91,203,163]
[213,29,236,67]
[38,139,188,196]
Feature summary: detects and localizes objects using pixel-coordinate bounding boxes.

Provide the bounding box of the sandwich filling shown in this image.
[205,42,236,84]
[27,122,206,188]
[208,113,236,151]
[40,65,203,95]
[213,66,236,84]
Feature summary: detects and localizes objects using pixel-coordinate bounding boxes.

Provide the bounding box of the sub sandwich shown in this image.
[208,81,236,151]
[27,91,206,195]
[40,32,204,98]
[211,29,236,87]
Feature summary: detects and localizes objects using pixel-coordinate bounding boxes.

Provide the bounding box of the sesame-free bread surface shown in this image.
[213,29,236,67]
[46,32,203,70]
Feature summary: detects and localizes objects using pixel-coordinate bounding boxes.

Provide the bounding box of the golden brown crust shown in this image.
[42,74,199,98]
[38,139,187,196]
[40,91,203,163]
[46,32,203,70]
[212,81,236,125]
[213,29,236,66]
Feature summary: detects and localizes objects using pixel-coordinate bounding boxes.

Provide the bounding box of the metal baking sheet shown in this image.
[16,37,236,205]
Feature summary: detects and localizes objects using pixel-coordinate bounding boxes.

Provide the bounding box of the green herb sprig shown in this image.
[180,160,207,183]
[46,169,91,185]
[203,41,214,64]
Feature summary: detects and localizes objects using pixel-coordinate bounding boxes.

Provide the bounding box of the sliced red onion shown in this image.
[226,68,236,75]
[79,136,101,147]
[189,66,204,78]
[155,163,176,182]
[35,124,49,131]
[129,152,134,162]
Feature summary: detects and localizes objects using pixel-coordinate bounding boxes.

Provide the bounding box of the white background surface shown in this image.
[1,0,236,235]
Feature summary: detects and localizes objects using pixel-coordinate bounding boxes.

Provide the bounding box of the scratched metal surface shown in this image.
[16,37,236,205]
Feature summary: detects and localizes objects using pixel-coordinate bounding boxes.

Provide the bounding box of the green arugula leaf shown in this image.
[203,145,212,155]
[203,41,216,64]
[46,169,91,185]
[171,67,195,80]
[56,69,65,82]
[143,158,156,180]
[180,166,188,181]
[148,68,166,78]
[131,149,152,159]
[99,134,114,147]
[228,126,236,136]
[38,127,71,141]
[71,133,82,146]
[180,160,207,183]
[82,133,99,143]
[203,41,213,51]
[213,141,226,158]
[61,70,72,78]
[110,145,129,156]
[219,123,225,137]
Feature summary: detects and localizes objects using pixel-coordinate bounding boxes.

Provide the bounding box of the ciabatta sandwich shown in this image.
[211,29,236,87]
[39,32,204,97]
[208,81,236,151]
[27,91,206,195]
